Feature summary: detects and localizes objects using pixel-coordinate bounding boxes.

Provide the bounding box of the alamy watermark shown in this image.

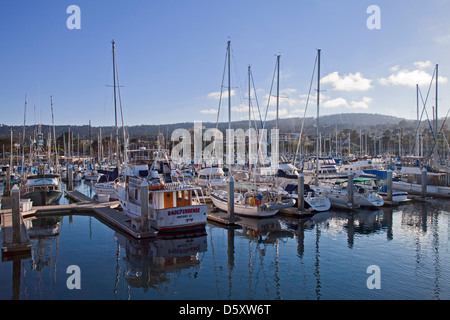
[66,5,81,30]
[366,265,381,290]
[171,121,279,169]
[66,265,81,290]
[366,5,381,30]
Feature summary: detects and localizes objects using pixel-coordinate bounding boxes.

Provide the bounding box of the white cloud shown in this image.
[379,68,447,87]
[207,90,235,100]
[321,72,373,91]
[348,97,372,109]
[321,96,372,109]
[200,108,218,114]
[413,60,432,69]
[323,97,348,108]
[379,61,448,87]
[390,65,400,72]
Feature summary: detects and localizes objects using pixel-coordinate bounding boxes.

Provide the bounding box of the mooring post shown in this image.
[387,169,393,202]
[5,166,11,195]
[421,167,427,199]
[228,174,234,221]
[140,179,149,232]
[68,165,73,191]
[348,170,354,208]
[298,174,304,212]
[11,185,21,244]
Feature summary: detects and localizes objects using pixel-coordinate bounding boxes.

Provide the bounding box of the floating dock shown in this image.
[1,190,156,245]
[1,209,32,260]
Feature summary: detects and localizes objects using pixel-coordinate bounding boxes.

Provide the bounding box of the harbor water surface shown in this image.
[1,181,449,300]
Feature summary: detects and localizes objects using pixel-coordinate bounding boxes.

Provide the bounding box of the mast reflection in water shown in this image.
[0,181,449,300]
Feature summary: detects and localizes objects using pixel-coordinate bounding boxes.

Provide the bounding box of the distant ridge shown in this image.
[0,113,444,141]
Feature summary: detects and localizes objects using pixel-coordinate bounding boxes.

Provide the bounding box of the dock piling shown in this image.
[68,165,73,191]
[228,175,234,221]
[11,185,21,244]
[298,174,304,212]
[387,169,393,202]
[421,167,427,199]
[140,179,149,232]
[348,171,354,208]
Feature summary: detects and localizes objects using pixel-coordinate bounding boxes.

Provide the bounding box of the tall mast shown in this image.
[276,55,280,130]
[248,65,251,131]
[112,40,120,169]
[416,84,420,156]
[316,49,321,175]
[435,64,438,166]
[51,96,58,172]
[227,40,231,132]
[22,94,27,178]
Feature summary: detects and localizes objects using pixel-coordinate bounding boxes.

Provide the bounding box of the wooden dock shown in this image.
[1,190,156,245]
[1,210,32,260]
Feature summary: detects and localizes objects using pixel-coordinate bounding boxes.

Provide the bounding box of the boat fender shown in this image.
[249,198,255,206]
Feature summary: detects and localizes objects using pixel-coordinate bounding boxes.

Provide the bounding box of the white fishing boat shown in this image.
[22,173,63,206]
[114,148,208,233]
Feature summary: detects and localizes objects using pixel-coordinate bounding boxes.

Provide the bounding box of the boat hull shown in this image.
[210,192,278,218]
[22,190,63,206]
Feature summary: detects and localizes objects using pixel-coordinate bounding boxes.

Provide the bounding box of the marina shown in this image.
[0,180,449,300]
[2,1,450,303]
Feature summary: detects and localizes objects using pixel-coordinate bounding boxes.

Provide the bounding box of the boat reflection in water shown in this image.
[114,228,207,291]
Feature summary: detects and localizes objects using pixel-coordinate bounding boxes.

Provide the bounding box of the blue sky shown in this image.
[1,0,450,127]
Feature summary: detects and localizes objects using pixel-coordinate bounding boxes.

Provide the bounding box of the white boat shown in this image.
[283,183,331,212]
[392,163,450,198]
[22,173,63,206]
[195,167,228,188]
[114,148,208,233]
[84,170,99,181]
[351,177,409,203]
[302,157,347,182]
[210,188,294,218]
[310,181,384,209]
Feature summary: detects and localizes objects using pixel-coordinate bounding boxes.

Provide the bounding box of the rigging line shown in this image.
[294,53,317,165]
[115,60,127,144]
[410,69,437,154]
[420,89,442,162]
[262,57,279,130]
[429,107,450,158]
[250,69,263,130]
[230,46,246,121]
[215,45,229,130]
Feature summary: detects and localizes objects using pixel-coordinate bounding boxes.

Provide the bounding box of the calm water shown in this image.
[1,180,449,300]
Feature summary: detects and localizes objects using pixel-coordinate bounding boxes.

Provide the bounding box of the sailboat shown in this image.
[305,49,383,209]
[209,44,294,217]
[94,40,121,201]
[22,101,63,206]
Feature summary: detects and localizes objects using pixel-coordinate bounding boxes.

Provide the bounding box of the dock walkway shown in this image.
[1,190,156,250]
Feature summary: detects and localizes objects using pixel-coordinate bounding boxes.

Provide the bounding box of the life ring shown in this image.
[249,198,255,206]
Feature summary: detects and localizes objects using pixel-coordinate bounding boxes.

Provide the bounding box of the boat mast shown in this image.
[112,40,120,170]
[316,49,321,176]
[248,65,251,132]
[22,94,27,180]
[51,95,58,174]
[276,54,280,131]
[227,40,231,132]
[416,84,420,156]
[434,64,438,166]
